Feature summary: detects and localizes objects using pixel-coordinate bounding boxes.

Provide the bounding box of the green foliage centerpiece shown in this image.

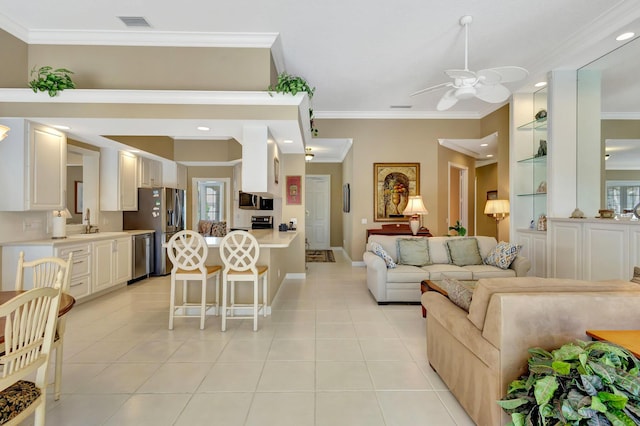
[498,340,640,425]
[28,66,76,97]
[448,220,467,236]
[268,72,318,136]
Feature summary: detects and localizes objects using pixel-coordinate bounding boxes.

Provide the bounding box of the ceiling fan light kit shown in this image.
[411,15,528,111]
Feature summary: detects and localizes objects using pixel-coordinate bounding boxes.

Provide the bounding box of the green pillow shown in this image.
[445,238,483,266]
[396,238,431,266]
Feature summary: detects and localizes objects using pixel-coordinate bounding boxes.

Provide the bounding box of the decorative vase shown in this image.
[391,193,401,214]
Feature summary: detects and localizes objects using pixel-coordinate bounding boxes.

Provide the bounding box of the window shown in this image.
[606,181,640,214]
[198,181,225,222]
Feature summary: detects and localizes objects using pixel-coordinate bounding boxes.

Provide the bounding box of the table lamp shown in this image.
[52,208,72,239]
[484,199,510,222]
[403,195,429,235]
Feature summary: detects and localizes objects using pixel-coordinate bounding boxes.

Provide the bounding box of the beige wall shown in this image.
[185,166,235,230]
[606,170,640,180]
[281,154,306,274]
[66,166,83,223]
[0,30,27,87]
[105,136,175,160]
[174,139,242,162]
[476,163,498,238]
[28,45,273,91]
[480,105,510,241]
[437,147,476,236]
[316,118,482,261]
[305,162,343,247]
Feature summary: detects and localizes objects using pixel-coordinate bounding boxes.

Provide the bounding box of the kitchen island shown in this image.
[199,229,301,314]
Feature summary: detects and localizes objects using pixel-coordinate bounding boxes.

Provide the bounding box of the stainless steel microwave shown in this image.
[239,191,260,209]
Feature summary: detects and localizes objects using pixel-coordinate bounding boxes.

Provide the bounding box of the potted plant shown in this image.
[448,220,467,236]
[268,72,318,136]
[498,340,640,425]
[28,66,76,97]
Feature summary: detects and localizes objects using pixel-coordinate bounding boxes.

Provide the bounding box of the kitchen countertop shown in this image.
[1,230,155,246]
[205,229,298,248]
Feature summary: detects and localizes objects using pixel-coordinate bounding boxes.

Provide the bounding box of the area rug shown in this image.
[306,250,335,263]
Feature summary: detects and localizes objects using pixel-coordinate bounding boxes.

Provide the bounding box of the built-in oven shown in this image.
[251,216,273,229]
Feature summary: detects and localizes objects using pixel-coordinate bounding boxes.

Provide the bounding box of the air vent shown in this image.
[390,105,412,109]
[118,16,151,28]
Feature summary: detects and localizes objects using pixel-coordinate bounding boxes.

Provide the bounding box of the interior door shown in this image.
[305,175,330,250]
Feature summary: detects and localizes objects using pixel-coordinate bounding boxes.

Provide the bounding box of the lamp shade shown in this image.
[484,199,510,220]
[402,196,429,216]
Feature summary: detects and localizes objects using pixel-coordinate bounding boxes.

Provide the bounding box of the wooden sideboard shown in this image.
[366,224,433,240]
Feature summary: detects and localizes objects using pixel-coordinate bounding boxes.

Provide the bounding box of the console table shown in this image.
[366,223,432,240]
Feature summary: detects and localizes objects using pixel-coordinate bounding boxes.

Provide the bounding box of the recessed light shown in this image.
[486,154,493,158]
[534,81,547,88]
[283,139,293,144]
[480,143,488,147]
[616,32,635,41]
[53,125,70,130]
[197,126,210,131]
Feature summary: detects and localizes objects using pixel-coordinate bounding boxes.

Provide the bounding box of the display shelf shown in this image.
[517,117,547,131]
[517,155,547,164]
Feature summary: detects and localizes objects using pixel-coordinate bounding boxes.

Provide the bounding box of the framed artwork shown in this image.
[286,175,302,205]
[487,190,497,200]
[343,183,350,213]
[74,181,83,214]
[274,157,280,184]
[373,163,420,222]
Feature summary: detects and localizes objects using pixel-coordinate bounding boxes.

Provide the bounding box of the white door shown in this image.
[305,175,330,249]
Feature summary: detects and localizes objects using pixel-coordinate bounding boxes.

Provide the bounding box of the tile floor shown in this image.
[37,250,475,425]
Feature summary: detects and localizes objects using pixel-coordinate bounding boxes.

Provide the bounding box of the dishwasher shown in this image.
[129,233,154,284]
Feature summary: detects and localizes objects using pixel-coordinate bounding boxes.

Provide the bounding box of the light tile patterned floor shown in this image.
[35,250,475,425]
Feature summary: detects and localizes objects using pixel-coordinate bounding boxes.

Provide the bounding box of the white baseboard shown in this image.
[351,261,365,267]
[286,273,306,279]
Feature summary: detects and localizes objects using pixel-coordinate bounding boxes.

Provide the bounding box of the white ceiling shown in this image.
[1,0,640,162]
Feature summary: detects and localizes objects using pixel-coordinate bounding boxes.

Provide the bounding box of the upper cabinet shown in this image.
[0,119,66,211]
[100,148,138,211]
[162,162,187,190]
[138,156,163,188]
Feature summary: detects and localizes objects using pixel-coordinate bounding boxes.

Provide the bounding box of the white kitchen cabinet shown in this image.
[162,161,187,190]
[139,156,163,188]
[2,235,131,300]
[100,149,138,211]
[93,237,131,293]
[0,119,66,211]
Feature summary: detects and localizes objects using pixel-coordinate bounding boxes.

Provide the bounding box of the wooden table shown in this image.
[367,224,433,240]
[421,280,448,317]
[586,330,640,358]
[0,290,76,343]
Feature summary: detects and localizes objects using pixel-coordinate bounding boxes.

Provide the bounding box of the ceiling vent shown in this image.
[118,16,151,28]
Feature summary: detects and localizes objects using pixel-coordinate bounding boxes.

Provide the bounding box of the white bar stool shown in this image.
[219,231,268,331]
[166,230,221,330]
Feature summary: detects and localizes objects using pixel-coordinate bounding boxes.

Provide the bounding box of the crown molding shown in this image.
[0,12,28,41]
[601,112,640,120]
[313,110,484,120]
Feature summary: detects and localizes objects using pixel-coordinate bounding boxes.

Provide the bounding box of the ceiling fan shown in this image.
[411,15,528,111]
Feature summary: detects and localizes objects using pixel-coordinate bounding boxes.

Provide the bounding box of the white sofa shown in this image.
[363,235,531,303]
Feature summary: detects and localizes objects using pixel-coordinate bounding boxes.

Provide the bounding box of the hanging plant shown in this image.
[268,72,318,136]
[28,66,76,97]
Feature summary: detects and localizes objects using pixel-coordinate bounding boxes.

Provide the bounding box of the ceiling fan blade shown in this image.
[445,69,476,80]
[410,82,452,97]
[484,66,529,83]
[475,83,511,103]
[476,69,503,85]
[437,89,459,111]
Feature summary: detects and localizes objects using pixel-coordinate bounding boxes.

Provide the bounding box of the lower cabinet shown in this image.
[1,236,132,300]
[515,229,547,277]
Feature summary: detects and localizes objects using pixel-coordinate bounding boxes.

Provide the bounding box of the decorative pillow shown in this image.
[440,277,474,312]
[484,241,522,269]
[396,238,431,266]
[210,221,228,237]
[370,242,396,268]
[632,266,640,285]
[445,238,483,266]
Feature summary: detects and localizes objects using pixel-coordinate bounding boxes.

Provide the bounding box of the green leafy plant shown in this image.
[28,66,76,97]
[498,340,640,425]
[448,220,467,236]
[268,72,318,136]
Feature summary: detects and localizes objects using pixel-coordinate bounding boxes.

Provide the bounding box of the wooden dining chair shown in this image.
[0,282,63,426]
[15,251,72,401]
[166,230,222,330]
[219,231,268,331]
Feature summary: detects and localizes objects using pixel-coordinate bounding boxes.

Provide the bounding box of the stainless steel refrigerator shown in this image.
[123,187,185,275]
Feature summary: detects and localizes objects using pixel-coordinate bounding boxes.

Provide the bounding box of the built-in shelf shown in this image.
[517,192,547,197]
[517,155,547,164]
[517,117,547,131]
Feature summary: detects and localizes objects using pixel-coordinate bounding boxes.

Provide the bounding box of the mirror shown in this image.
[577,35,640,214]
[66,149,83,224]
[66,144,100,228]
